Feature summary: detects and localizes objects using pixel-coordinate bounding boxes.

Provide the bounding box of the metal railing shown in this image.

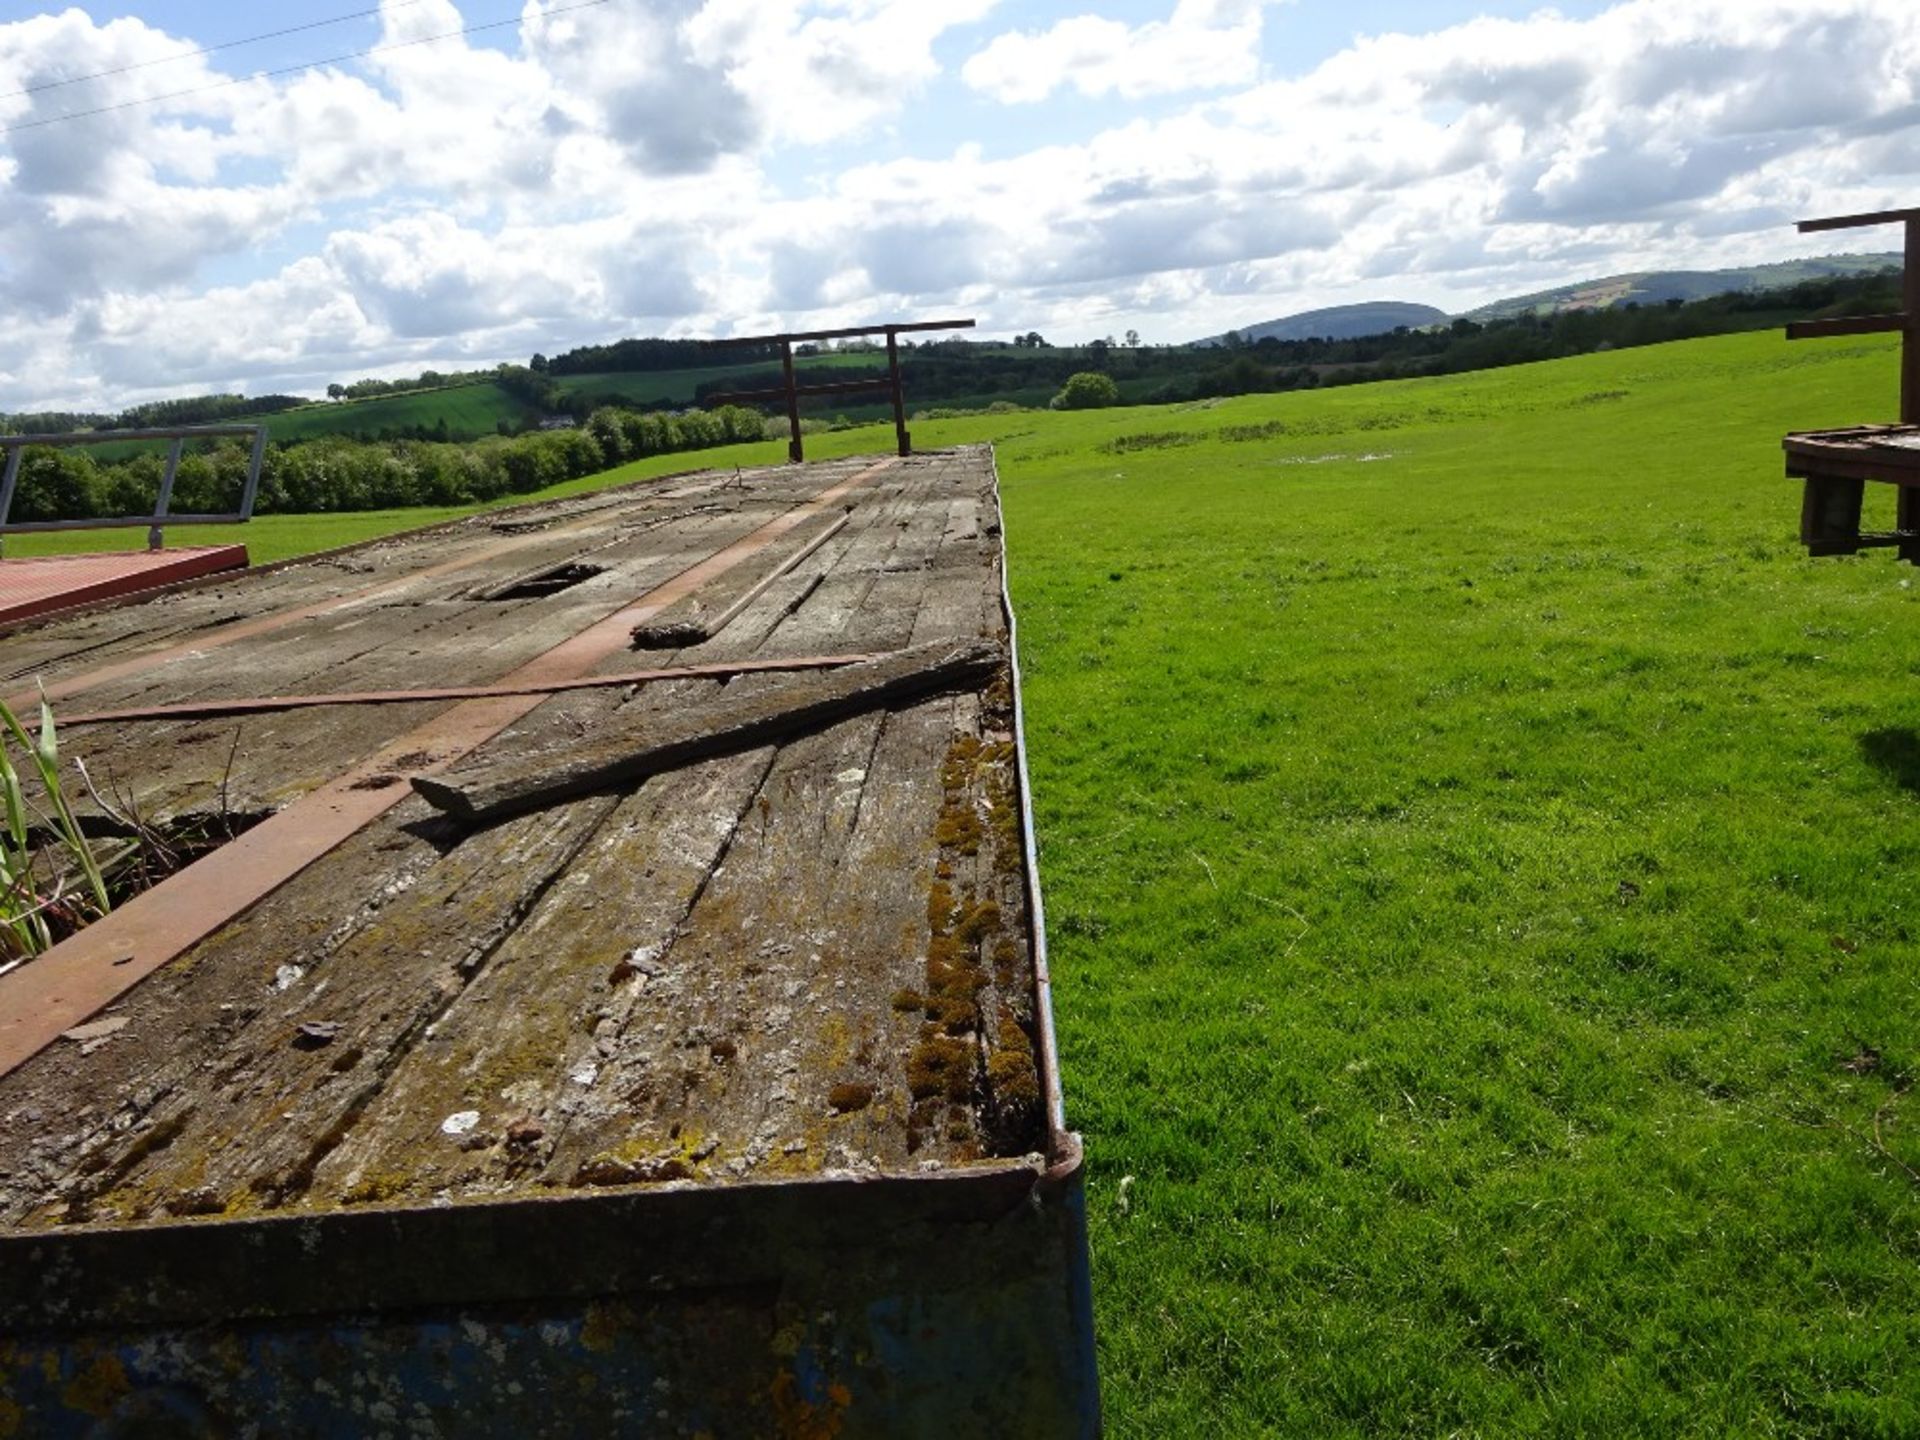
[704,319,975,463]
[0,423,268,554]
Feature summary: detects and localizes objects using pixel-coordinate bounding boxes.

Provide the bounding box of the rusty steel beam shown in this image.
[0,458,900,1081]
[0,546,249,627]
[715,318,975,347]
[703,377,894,406]
[703,319,974,465]
[1784,208,1919,424]
[56,650,886,727]
[1798,207,1920,233]
[887,329,910,458]
[1786,313,1906,341]
[1906,214,1919,424]
[780,341,804,463]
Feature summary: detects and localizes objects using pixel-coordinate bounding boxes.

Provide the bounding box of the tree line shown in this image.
[1,405,766,524]
[2,392,309,437]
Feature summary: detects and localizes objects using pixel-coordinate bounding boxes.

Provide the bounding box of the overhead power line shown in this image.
[0,2,433,102]
[1,0,615,137]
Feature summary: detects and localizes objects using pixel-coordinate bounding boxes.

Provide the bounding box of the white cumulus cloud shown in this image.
[4,0,1920,409]
[963,0,1280,103]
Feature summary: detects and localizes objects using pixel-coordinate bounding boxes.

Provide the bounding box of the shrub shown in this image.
[1051,372,1120,410]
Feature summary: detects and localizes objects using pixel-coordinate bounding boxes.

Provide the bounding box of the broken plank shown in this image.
[629,510,852,649]
[414,638,1006,824]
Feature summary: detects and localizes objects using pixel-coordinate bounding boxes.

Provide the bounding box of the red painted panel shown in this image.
[0,545,249,625]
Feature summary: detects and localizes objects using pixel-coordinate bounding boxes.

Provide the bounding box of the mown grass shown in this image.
[896,330,1920,1437]
[7,330,1916,1433]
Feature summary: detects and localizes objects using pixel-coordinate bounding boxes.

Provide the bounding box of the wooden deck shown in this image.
[0,446,1047,1230]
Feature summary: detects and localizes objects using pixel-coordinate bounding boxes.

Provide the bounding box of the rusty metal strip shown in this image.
[58,651,889,726]
[4,500,646,715]
[0,458,898,1080]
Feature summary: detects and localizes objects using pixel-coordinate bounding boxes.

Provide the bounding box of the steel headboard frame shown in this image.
[0,422,269,553]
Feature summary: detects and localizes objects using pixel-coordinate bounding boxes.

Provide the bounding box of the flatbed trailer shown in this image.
[0,446,1097,1437]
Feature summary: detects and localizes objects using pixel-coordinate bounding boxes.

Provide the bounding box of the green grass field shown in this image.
[10,330,1919,1433]
[819,331,1920,1436]
[266,381,537,442]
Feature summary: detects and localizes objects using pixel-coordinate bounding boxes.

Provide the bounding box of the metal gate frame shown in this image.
[0,422,268,553]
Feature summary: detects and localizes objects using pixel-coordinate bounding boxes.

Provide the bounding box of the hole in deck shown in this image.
[94,809,274,908]
[2,808,273,975]
[486,563,604,601]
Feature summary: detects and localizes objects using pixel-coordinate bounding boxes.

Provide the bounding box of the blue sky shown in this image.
[0,0,1914,409]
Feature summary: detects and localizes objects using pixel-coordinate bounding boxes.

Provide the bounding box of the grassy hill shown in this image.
[266,381,538,443]
[1466,252,1902,321]
[18,330,1920,1434]
[1194,301,1450,345]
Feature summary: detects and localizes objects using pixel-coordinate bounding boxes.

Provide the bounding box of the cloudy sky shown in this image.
[2,0,1917,410]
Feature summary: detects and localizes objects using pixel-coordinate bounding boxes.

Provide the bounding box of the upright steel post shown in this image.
[1905,216,1920,426]
[238,424,269,521]
[150,437,184,550]
[1896,219,1920,542]
[781,341,804,464]
[0,445,22,558]
[887,328,910,458]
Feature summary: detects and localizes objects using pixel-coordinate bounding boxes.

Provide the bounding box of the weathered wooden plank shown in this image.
[10,789,635,1225]
[0,798,464,1226]
[38,510,782,820]
[414,639,1005,823]
[1785,313,1906,341]
[0,468,753,702]
[63,505,758,709]
[58,653,885,726]
[0,467,902,1081]
[316,472,963,1196]
[0,448,1044,1224]
[307,745,780,1206]
[530,464,1030,1182]
[531,709,899,1186]
[295,485,936,1202]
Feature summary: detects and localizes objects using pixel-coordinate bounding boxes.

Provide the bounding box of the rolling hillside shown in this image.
[1463,251,1901,321]
[1194,301,1447,345]
[265,382,538,443]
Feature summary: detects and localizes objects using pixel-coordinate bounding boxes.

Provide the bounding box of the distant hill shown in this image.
[1193,302,1449,346]
[267,381,539,444]
[1461,252,1901,322]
